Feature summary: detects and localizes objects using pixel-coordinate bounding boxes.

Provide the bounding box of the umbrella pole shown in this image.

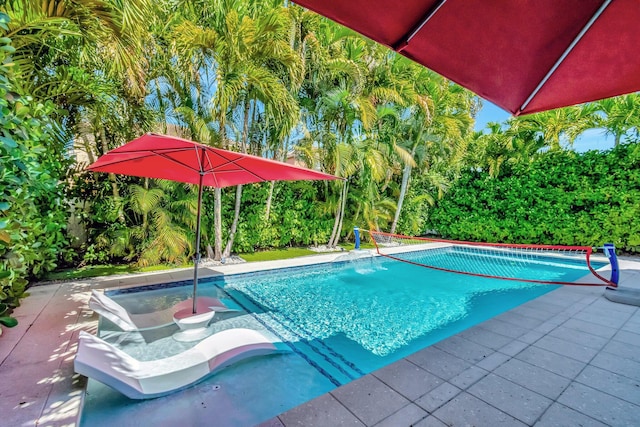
[192,174,205,314]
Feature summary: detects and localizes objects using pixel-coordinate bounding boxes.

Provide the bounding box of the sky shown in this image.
[474,101,614,153]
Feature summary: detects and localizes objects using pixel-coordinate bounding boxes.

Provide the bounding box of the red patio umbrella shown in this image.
[88,133,340,314]
[293,0,640,116]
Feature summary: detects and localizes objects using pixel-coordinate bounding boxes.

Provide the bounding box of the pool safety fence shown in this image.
[366,230,618,287]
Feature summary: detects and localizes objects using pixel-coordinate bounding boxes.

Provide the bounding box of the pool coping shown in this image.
[1,251,638,426]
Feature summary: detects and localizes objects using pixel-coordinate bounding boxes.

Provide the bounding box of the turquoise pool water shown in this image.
[81,249,603,426]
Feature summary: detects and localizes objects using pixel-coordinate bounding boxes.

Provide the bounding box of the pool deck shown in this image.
[1,252,639,427]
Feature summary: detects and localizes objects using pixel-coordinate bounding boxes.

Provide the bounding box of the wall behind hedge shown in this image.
[425,143,640,253]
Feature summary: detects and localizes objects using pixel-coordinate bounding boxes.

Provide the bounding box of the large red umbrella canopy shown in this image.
[88,133,340,315]
[293,0,640,116]
[88,133,339,186]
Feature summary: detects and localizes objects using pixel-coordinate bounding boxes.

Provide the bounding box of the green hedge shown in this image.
[425,143,640,253]
[0,18,71,333]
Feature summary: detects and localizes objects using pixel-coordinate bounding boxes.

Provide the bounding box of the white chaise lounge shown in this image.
[89,290,239,332]
[74,328,288,399]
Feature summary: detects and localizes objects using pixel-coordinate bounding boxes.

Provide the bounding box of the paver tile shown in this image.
[535,290,583,305]
[373,403,427,427]
[413,415,448,427]
[612,329,640,347]
[558,382,640,427]
[414,382,461,413]
[520,298,568,314]
[589,351,640,382]
[433,335,493,364]
[476,351,511,371]
[534,402,608,427]
[449,366,488,390]
[602,339,640,363]
[512,305,553,321]
[493,358,571,400]
[518,330,544,344]
[572,308,629,329]
[331,374,409,426]
[495,311,544,329]
[433,392,527,427]
[457,326,513,350]
[576,365,640,406]
[467,373,552,425]
[621,319,640,334]
[406,346,471,381]
[279,393,364,427]
[516,345,586,379]
[499,339,529,356]
[477,318,529,338]
[533,335,599,363]
[548,325,609,350]
[534,320,558,334]
[373,359,442,400]
[562,318,617,339]
[589,298,637,314]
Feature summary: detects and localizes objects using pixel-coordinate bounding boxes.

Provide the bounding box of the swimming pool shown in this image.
[80,249,604,426]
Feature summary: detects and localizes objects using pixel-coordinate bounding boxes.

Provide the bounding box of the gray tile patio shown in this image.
[1,254,639,426]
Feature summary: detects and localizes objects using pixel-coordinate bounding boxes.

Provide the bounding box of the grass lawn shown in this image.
[43,263,190,281]
[43,244,377,281]
[238,247,320,262]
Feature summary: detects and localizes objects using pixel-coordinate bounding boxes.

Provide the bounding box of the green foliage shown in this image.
[426,143,640,253]
[229,181,334,253]
[1,302,18,332]
[0,20,71,334]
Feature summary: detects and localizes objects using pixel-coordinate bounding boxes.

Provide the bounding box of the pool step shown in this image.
[221,286,362,386]
[253,312,361,386]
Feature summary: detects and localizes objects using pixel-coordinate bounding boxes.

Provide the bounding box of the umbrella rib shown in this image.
[200,148,221,187]
[519,0,613,113]
[201,150,268,183]
[93,148,202,175]
[89,152,158,169]
[393,0,448,52]
[153,151,200,173]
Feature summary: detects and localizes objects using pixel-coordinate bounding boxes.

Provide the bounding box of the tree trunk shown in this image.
[80,134,96,164]
[328,181,348,247]
[142,178,149,231]
[265,180,275,220]
[391,163,412,234]
[98,126,125,223]
[222,98,251,257]
[265,136,289,219]
[223,184,242,257]
[327,198,341,248]
[333,181,348,247]
[214,187,222,261]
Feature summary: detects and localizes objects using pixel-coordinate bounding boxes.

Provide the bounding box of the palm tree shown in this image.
[592,95,640,146]
[387,67,475,234]
[3,0,153,117]
[510,106,588,151]
[118,180,192,266]
[163,0,302,259]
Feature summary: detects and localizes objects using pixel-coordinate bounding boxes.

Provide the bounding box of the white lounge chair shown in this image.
[89,290,239,332]
[74,328,288,399]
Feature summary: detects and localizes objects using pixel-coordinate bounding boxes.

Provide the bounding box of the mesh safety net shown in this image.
[368,231,615,287]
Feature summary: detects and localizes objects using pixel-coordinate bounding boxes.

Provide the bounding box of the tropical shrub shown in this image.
[214,181,334,254]
[0,18,70,334]
[425,142,640,253]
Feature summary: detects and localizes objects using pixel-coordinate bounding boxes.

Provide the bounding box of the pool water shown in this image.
[80,250,603,426]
